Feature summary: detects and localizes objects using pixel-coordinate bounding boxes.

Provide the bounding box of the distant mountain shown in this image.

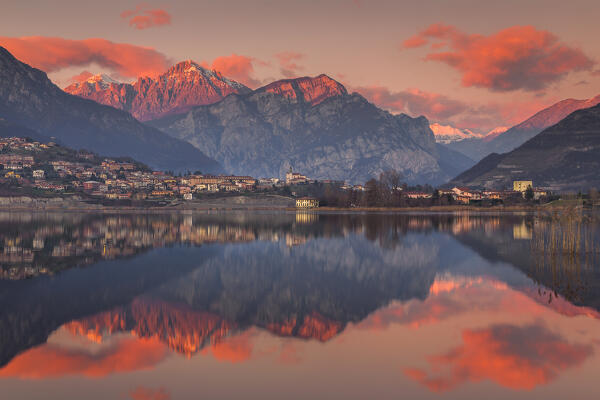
[450,104,600,191]
[64,61,250,121]
[430,123,484,144]
[0,47,221,173]
[483,126,509,141]
[447,96,600,160]
[149,74,474,184]
[487,96,600,153]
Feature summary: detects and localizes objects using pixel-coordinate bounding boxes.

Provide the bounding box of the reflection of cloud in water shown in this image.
[405,323,592,391]
[357,275,600,332]
[0,335,168,379]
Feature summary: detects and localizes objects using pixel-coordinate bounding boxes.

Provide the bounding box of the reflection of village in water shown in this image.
[0,212,504,278]
[1,211,598,281]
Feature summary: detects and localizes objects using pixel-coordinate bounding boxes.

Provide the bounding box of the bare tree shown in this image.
[379,170,403,191]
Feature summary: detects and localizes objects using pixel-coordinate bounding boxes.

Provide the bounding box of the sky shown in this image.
[1,0,600,132]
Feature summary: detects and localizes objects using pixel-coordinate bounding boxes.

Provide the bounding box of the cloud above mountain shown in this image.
[0,36,170,79]
[353,86,468,120]
[67,70,94,85]
[403,24,594,91]
[202,54,261,88]
[276,52,306,78]
[353,83,557,133]
[121,4,172,30]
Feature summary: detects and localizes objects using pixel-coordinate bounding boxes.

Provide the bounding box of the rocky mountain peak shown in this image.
[166,60,212,79]
[65,73,122,92]
[64,59,250,120]
[87,73,120,85]
[259,74,347,106]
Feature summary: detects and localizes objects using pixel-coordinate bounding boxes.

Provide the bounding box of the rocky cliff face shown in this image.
[447,95,600,161]
[450,104,600,191]
[0,47,221,173]
[64,61,250,121]
[149,75,473,184]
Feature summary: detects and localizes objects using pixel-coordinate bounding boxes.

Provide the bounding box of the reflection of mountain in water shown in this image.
[1,212,598,369]
[0,245,217,366]
[147,236,439,350]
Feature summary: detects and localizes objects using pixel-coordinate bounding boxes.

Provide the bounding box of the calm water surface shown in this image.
[0,211,599,399]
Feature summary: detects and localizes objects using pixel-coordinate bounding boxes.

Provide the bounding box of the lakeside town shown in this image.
[0,136,565,208]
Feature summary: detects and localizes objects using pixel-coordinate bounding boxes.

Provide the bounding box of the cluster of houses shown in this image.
[70,171,261,201]
[448,181,548,203]
[402,181,548,203]
[0,137,265,200]
[0,138,326,202]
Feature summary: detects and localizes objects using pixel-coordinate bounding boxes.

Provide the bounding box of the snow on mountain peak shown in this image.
[482,126,509,141]
[77,73,122,90]
[430,123,484,144]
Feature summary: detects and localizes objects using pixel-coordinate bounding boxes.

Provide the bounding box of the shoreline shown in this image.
[0,203,558,214]
[0,194,590,213]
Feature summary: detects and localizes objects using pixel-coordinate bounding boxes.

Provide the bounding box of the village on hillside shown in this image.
[0,136,557,208]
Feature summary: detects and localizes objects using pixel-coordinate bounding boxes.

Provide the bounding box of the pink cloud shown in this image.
[67,70,94,85]
[351,83,560,132]
[404,323,592,391]
[203,54,261,88]
[275,52,306,78]
[403,24,594,91]
[353,86,468,120]
[0,336,168,379]
[0,36,170,79]
[121,4,171,30]
[402,35,427,49]
[204,332,254,363]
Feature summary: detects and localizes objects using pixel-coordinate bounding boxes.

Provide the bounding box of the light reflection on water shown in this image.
[0,211,599,400]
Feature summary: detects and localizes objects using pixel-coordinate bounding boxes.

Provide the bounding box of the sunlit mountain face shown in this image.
[1,212,599,399]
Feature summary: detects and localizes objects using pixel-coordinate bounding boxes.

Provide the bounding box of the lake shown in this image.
[0,211,599,399]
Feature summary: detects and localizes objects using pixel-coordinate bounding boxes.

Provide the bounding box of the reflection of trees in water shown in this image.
[531,208,600,303]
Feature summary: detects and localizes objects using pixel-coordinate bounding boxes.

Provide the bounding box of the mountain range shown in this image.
[64,61,250,121]
[0,47,474,184]
[0,47,221,173]
[450,103,600,191]
[5,44,598,188]
[447,95,600,161]
[147,74,474,184]
[430,123,509,144]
